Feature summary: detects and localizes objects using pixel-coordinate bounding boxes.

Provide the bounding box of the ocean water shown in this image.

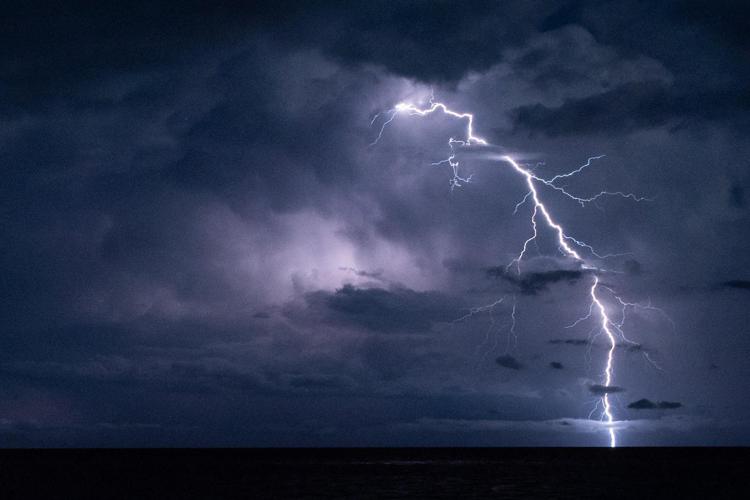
[0,448,746,498]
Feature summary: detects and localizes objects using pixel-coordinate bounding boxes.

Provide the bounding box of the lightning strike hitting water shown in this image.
[370,95,665,447]
[590,276,618,447]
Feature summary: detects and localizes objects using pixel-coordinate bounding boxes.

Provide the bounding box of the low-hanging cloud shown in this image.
[487,268,587,295]
[628,399,683,410]
[496,355,524,370]
[589,384,626,395]
[303,284,462,334]
[720,280,750,291]
[549,339,590,347]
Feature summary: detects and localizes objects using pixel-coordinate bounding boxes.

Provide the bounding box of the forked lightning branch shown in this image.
[371,94,667,447]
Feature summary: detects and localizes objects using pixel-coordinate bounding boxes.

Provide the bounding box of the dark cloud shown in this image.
[0,0,552,109]
[539,3,584,32]
[302,0,552,83]
[487,268,587,295]
[496,355,524,370]
[729,183,745,209]
[628,399,683,410]
[549,339,591,347]
[1,1,749,446]
[1,1,305,107]
[589,385,625,395]
[549,340,644,353]
[617,343,644,353]
[304,285,461,334]
[678,0,750,52]
[720,280,750,291]
[623,259,643,276]
[511,81,750,136]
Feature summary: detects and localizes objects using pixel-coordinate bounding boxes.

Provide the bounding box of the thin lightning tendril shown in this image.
[371,96,662,447]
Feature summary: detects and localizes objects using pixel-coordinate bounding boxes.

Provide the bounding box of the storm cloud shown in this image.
[720,280,750,291]
[549,339,591,347]
[1,1,749,446]
[496,355,524,371]
[487,268,587,295]
[589,385,626,395]
[303,284,461,334]
[512,81,750,136]
[628,399,683,410]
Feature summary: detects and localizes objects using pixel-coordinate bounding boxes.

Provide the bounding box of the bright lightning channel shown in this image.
[590,275,617,448]
[371,95,655,447]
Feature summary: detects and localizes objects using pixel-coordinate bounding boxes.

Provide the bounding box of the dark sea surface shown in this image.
[0,448,747,499]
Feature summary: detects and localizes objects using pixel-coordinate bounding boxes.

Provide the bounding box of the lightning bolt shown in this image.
[590,276,617,448]
[370,95,665,447]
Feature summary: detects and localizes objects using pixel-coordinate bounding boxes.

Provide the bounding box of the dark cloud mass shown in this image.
[304,284,461,334]
[549,339,591,347]
[488,268,587,295]
[617,342,644,353]
[300,0,556,82]
[628,399,683,410]
[496,356,524,371]
[720,280,750,291]
[1,1,749,446]
[589,385,626,395]
[512,81,750,136]
[623,259,642,276]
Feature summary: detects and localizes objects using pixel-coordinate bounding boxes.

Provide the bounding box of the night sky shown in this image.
[2,1,749,447]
